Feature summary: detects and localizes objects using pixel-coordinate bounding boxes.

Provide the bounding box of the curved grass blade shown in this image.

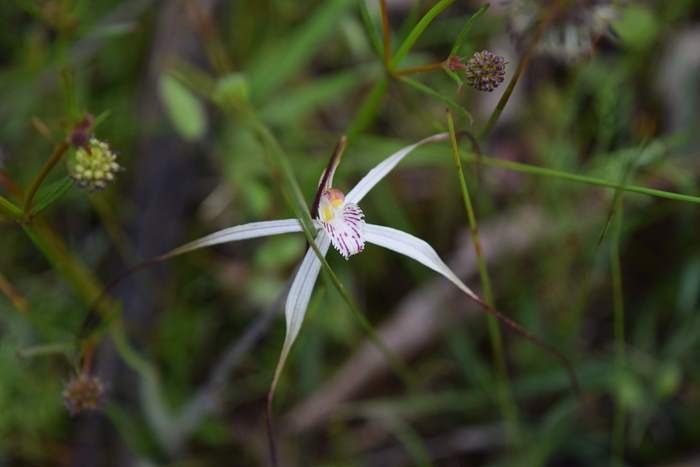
[358,0,383,57]
[390,0,455,69]
[248,0,355,99]
[449,4,489,57]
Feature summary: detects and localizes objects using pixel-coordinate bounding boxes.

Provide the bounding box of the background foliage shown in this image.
[1,0,700,465]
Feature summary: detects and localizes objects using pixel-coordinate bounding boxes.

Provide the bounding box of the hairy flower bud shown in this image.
[464,50,508,92]
[68,138,121,192]
[62,373,105,415]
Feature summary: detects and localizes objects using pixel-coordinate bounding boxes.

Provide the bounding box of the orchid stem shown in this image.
[448,112,521,444]
[252,117,417,392]
[24,141,70,217]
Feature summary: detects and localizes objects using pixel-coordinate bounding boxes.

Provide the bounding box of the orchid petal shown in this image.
[345,133,449,204]
[321,201,366,260]
[270,231,331,392]
[364,223,480,302]
[161,219,307,259]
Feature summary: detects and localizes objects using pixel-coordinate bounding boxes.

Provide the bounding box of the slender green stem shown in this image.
[479,6,557,139]
[610,197,625,466]
[358,0,383,57]
[24,141,70,217]
[379,0,392,68]
[390,0,455,69]
[448,113,520,443]
[462,152,700,205]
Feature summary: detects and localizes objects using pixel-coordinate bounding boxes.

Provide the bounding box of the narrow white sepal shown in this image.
[364,223,480,302]
[345,133,449,204]
[162,219,306,259]
[271,231,331,392]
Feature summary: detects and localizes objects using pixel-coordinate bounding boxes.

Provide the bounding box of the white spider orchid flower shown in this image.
[162,133,483,387]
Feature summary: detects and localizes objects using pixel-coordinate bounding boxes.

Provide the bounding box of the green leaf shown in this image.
[247,0,355,99]
[390,0,455,69]
[158,74,207,142]
[449,3,489,56]
[30,176,74,216]
[399,76,473,124]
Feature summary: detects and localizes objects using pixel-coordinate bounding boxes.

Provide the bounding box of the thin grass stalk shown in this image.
[610,197,626,465]
[448,113,521,443]
[0,195,22,220]
[379,0,391,68]
[461,153,700,205]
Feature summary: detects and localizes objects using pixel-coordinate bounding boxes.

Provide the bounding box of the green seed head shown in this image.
[68,138,122,192]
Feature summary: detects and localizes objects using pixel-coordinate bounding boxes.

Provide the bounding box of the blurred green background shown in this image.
[2,0,700,465]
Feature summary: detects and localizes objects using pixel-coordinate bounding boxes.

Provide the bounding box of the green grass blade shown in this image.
[390,0,455,69]
[358,0,383,58]
[469,154,700,204]
[449,3,489,56]
[447,112,520,443]
[247,0,355,99]
[30,176,74,216]
[0,195,22,220]
[610,197,626,466]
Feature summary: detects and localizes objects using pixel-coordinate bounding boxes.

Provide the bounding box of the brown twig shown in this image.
[393,61,444,77]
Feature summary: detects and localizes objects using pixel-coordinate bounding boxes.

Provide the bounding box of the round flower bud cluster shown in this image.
[62,373,105,415]
[465,50,508,92]
[69,138,121,192]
